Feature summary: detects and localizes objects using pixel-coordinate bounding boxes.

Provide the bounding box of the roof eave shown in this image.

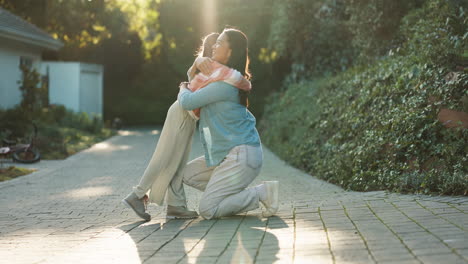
[0,28,63,51]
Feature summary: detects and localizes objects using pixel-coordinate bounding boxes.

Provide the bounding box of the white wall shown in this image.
[0,37,42,109]
[41,62,81,112]
[41,62,103,117]
[79,63,103,117]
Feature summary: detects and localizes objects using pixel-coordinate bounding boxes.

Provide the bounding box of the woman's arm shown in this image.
[178,82,236,110]
[187,57,213,81]
[223,69,251,91]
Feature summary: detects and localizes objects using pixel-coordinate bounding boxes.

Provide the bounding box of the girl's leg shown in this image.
[133,101,196,205]
[165,155,215,218]
[181,155,216,192]
[198,145,263,219]
[168,155,216,204]
[165,153,209,206]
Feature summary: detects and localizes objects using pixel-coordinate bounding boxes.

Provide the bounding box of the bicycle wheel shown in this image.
[13,148,41,163]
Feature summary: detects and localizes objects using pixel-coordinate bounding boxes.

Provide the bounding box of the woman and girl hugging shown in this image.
[122,28,279,221]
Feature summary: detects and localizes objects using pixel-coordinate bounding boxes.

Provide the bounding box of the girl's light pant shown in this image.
[133,101,196,206]
[173,144,264,219]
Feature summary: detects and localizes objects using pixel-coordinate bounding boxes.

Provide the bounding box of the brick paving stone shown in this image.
[378,260,420,264]
[417,253,466,264]
[293,255,333,264]
[332,249,374,263]
[412,246,453,256]
[457,249,468,259]
[1,128,467,264]
[445,238,468,250]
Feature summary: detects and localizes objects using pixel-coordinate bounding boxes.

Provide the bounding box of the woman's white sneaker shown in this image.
[260,181,279,217]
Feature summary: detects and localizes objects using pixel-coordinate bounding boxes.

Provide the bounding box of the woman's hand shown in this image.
[195,57,213,75]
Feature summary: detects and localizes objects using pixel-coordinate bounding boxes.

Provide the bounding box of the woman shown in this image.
[122,33,252,220]
[177,28,279,219]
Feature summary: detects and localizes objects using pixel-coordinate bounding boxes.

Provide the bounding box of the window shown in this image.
[20,56,33,69]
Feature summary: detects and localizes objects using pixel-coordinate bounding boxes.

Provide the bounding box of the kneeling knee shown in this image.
[199,201,216,220]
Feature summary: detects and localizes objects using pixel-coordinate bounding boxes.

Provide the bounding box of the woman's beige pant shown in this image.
[173,144,264,219]
[133,101,196,206]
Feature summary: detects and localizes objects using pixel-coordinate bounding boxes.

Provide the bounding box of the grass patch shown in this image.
[0,166,35,182]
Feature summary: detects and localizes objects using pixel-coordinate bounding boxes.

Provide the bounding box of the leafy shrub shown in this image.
[345,0,424,59]
[38,104,67,124]
[267,0,425,80]
[59,110,103,134]
[260,0,468,195]
[0,104,114,159]
[18,65,48,115]
[268,0,355,79]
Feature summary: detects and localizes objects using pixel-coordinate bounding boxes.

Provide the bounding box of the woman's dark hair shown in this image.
[223,28,251,107]
[197,32,219,58]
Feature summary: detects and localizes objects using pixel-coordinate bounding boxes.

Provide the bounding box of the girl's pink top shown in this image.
[188,61,251,119]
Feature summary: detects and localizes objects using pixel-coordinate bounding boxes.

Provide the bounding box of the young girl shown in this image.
[122,33,254,220]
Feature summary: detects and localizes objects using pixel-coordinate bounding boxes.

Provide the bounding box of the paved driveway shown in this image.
[0,128,466,264]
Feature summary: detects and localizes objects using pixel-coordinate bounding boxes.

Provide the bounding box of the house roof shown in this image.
[0,8,63,50]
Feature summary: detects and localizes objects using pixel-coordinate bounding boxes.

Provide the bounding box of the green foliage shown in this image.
[346,0,423,59]
[0,107,35,147]
[267,0,426,79]
[260,0,468,195]
[18,65,48,115]
[36,105,110,158]
[0,105,115,160]
[36,123,114,160]
[268,0,355,79]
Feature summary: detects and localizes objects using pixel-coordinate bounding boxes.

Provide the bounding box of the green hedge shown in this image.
[260,0,467,195]
[0,105,115,159]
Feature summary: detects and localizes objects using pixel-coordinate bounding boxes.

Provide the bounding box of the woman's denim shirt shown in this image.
[178,81,261,167]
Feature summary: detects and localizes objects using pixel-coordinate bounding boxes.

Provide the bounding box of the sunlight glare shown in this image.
[118,130,140,136]
[232,232,253,263]
[56,230,140,264]
[94,142,111,149]
[64,186,113,199]
[93,142,131,151]
[183,238,204,262]
[201,0,217,34]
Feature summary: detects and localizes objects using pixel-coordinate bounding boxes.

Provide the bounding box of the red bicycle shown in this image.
[0,124,40,163]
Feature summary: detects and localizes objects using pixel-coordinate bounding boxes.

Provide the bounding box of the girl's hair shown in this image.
[196,32,220,58]
[223,28,251,107]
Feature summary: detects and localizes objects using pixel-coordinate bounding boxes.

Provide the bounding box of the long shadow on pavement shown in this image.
[120,215,287,263]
